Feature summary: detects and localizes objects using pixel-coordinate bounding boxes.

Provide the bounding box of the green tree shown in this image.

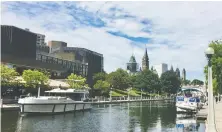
[38,69,51,78]
[134,69,161,93]
[22,69,49,88]
[204,40,222,94]
[1,64,18,85]
[128,74,137,87]
[183,79,191,85]
[191,79,204,85]
[93,72,107,84]
[160,70,181,94]
[67,73,88,89]
[106,68,130,90]
[94,80,110,96]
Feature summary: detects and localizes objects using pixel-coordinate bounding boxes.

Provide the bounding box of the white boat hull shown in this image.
[19,103,92,113]
[18,97,92,113]
[176,107,196,112]
[176,102,198,112]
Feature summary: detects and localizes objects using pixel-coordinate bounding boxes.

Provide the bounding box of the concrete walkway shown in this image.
[1,104,20,111]
[0,97,174,111]
[92,97,173,104]
[197,101,222,132]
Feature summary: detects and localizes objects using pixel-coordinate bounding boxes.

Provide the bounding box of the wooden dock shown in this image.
[196,101,222,132]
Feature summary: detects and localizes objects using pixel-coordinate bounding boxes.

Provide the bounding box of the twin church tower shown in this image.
[126,48,149,75]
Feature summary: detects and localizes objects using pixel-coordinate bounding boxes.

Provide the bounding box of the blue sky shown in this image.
[2,1,222,81]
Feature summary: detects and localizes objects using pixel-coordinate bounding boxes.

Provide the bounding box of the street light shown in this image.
[127,87,132,101]
[205,47,217,132]
[141,88,143,100]
[109,87,112,102]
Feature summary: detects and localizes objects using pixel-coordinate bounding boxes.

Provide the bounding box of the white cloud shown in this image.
[2,2,222,81]
[1,9,142,74]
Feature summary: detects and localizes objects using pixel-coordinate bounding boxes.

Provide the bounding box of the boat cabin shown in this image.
[176,88,206,103]
[45,88,90,101]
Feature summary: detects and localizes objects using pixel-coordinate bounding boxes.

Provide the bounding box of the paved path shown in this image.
[1,104,20,111]
[215,102,222,132]
[197,101,222,132]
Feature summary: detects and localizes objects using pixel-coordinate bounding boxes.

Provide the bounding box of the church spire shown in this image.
[142,46,149,71]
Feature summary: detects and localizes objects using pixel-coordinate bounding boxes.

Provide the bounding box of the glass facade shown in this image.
[36,54,88,77]
[62,47,103,87]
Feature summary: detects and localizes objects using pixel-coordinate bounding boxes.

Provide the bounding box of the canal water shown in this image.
[1,101,205,132]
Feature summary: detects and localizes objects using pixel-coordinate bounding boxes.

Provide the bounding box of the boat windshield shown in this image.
[45,92,89,101]
[177,88,204,98]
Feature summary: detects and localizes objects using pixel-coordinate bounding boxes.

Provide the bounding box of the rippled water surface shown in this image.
[1,101,205,132]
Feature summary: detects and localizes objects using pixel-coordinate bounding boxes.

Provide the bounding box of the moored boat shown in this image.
[18,88,92,114]
[176,87,206,113]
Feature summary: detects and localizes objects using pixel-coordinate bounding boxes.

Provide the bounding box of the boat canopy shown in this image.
[45,88,89,94]
[179,87,204,93]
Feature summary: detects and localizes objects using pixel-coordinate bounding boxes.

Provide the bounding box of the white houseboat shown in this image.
[176,88,206,113]
[18,88,92,114]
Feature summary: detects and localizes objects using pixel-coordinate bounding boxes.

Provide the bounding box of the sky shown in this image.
[1,1,222,81]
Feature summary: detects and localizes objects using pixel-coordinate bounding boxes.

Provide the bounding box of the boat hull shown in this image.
[176,106,197,113]
[19,103,92,113]
[18,97,92,114]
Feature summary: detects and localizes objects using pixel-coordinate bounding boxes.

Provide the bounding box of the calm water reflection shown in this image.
[1,101,205,132]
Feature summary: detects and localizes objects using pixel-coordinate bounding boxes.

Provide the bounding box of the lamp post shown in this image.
[37,83,41,98]
[109,87,112,102]
[141,88,143,100]
[205,47,217,132]
[127,87,132,101]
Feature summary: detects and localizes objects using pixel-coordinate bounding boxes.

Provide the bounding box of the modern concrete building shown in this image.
[48,41,67,53]
[1,25,88,79]
[48,42,104,87]
[170,65,174,72]
[36,33,46,45]
[25,28,46,45]
[2,25,37,60]
[2,25,103,88]
[175,68,180,78]
[153,63,168,77]
[182,68,186,81]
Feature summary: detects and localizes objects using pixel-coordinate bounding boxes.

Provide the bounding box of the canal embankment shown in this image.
[1,96,174,111]
[196,101,222,132]
[91,97,174,104]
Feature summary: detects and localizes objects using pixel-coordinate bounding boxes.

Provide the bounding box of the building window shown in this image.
[42,55,46,62]
[58,59,62,64]
[53,58,57,64]
[66,61,70,68]
[85,65,88,76]
[81,64,84,76]
[36,54,41,60]
[63,60,67,66]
